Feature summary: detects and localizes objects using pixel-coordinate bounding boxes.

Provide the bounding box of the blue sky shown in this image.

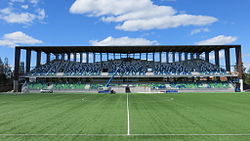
[0,0,250,69]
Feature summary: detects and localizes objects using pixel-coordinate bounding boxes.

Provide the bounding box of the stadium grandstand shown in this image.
[13,45,243,93]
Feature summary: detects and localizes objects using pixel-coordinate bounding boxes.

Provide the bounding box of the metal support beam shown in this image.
[179,52,182,61]
[153,53,155,62]
[225,48,231,72]
[159,52,162,62]
[172,52,176,62]
[36,51,41,67]
[80,53,83,63]
[215,50,220,67]
[92,53,95,63]
[166,52,169,63]
[67,53,70,61]
[26,49,31,73]
[46,53,50,64]
[236,46,243,79]
[205,52,210,62]
[74,53,77,62]
[184,53,188,60]
[190,53,194,59]
[55,54,59,60]
[14,48,21,92]
[61,54,65,61]
[196,53,200,59]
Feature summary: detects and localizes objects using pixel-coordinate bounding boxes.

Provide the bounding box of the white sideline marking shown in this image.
[127,93,130,135]
[1,134,250,136]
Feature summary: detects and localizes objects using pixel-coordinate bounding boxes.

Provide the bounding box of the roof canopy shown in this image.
[17,45,240,54]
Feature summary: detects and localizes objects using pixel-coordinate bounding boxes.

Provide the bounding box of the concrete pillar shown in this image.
[67,53,70,61]
[86,52,89,63]
[26,49,31,73]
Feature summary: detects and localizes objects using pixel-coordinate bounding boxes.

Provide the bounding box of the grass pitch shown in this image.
[0,93,250,141]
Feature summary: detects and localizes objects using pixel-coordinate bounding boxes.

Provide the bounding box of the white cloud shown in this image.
[90,36,159,46]
[196,35,237,45]
[21,5,29,9]
[190,28,210,35]
[0,31,42,48]
[30,0,39,4]
[70,0,218,31]
[10,0,39,4]
[10,0,25,3]
[0,7,45,24]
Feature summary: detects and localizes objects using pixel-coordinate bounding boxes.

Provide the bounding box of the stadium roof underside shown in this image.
[17,45,241,54]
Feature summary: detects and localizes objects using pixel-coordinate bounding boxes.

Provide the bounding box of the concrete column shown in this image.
[215,50,220,67]
[86,52,89,63]
[26,49,31,73]
[67,53,71,61]
[36,51,41,67]
[225,48,231,72]
[107,53,109,61]
[139,53,142,60]
[146,53,148,61]
[46,53,50,64]
[14,48,21,92]
[100,53,102,62]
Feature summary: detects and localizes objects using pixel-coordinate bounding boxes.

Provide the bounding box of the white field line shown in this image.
[127,93,130,135]
[1,134,250,136]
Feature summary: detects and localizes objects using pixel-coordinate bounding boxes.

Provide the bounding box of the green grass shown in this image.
[1,93,250,141]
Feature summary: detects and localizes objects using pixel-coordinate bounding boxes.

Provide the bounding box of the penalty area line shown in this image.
[1,134,250,136]
[127,93,130,135]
